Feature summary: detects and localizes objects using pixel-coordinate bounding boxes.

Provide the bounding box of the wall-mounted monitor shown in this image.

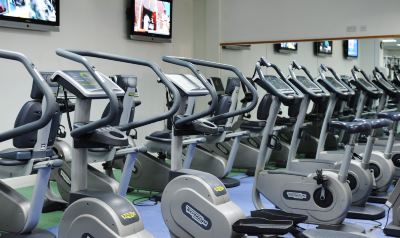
[274,42,298,53]
[130,0,172,43]
[314,40,333,56]
[344,39,358,59]
[0,0,59,31]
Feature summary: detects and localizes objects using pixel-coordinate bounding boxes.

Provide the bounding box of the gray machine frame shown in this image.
[0,50,62,238]
[252,58,371,237]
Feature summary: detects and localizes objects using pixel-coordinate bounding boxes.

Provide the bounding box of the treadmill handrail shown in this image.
[318,64,354,97]
[255,58,302,101]
[56,49,121,138]
[177,57,259,123]
[288,61,330,99]
[163,56,218,126]
[0,50,58,142]
[64,51,181,131]
[351,66,382,97]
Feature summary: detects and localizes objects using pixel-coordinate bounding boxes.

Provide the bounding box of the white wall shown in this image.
[0,0,195,148]
[220,0,400,44]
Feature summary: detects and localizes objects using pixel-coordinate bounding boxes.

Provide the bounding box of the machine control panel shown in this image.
[357,77,378,92]
[296,75,322,93]
[166,74,209,96]
[374,74,396,91]
[52,70,125,99]
[325,76,348,92]
[265,75,295,95]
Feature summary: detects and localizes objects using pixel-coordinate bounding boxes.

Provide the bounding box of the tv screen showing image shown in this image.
[315,41,333,55]
[0,0,59,31]
[131,0,172,42]
[274,42,298,53]
[344,39,358,58]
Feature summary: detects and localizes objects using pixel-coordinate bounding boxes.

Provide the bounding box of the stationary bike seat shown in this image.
[353,118,392,129]
[240,120,266,131]
[328,121,371,134]
[251,209,308,225]
[232,217,293,236]
[145,130,172,143]
[377,111,400,121]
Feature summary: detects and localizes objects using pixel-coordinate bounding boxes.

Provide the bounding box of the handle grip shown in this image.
[0,50,58,142]
[56,49,120,137]
[63,50,181,131]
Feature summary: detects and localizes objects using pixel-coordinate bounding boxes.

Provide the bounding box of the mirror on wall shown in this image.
[220,38,388,80]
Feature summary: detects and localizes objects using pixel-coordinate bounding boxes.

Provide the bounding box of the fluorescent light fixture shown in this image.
[397,44,400,46]
[382,39,397,43]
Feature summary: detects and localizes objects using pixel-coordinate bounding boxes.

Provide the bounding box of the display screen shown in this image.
[265,75,292,91]
[358,77,376,91]
[296,75,319,90]
[0,0,59,27]
[131,0,172,42]
[326,76,347,90]
[315,41,333,55]
[345,39,358,58]
[274,42,298,53]
[281,42,297,50]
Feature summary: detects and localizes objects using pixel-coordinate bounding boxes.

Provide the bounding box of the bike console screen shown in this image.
[52,70,125,99]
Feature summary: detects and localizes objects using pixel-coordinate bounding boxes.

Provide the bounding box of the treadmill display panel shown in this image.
[296,76,320,90]
[325,76,347,91]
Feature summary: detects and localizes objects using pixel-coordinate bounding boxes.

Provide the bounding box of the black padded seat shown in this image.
[145,130,172,143]
[240,120,266,131]
[329,121,371,134]
[377,111,400,121]
[353,118,392,129]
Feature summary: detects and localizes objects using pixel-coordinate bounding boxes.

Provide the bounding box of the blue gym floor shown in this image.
[48,174,391,237]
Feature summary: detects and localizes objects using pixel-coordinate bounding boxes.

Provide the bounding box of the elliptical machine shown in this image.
[161,56,297,237]
[53,49,165,238]
[0,50,62,238]
[252,58,372,237]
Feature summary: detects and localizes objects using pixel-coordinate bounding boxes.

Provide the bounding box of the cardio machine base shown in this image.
[232,217,293,236]
[221,177,240,188]
[367,193,388,204]
[384,222,400,237]
[317,222,365,234]
[303,229,372,238]
[346,204,386,220]
[0,229,55,238]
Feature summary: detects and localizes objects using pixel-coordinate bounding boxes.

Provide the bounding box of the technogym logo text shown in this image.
[59,169,71,185]
[181,202,212,230]
[283,190,311,201]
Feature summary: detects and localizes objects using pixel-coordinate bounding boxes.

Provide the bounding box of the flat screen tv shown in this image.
[344,39,358,58]
[130,0,172,43]
[274,42,298,53]
[314,40,333,56]
[0,0,59,31]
